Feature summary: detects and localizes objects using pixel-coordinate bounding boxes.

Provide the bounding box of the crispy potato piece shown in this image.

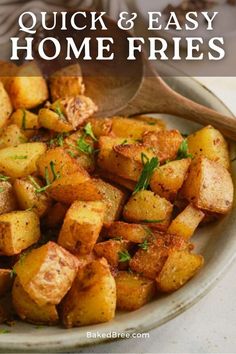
[14,177,52,217]
[85,117,112,138]
[0,143,47,178]
[132,114,166,130]
[48,172,101,205]
[150,159,191,201]
[38,108,73,133]
[94,179,127,227]
[12,277,59,325]
[61,258,116,328]
[130,233,187,280]
[0,211,40,256]
[168,204,205,240]
[49,64,85,102]
[97,168,136,191]
[14,241,78,306]
[156,250,204,292]
[111,117,163,139]
[11,109,39,138]
[8,62,49,109]
[0,60,18,91]
[58,201,105,254]
[94,240,131,268]
[187,125,230,169]
[51,96,97,130]
[0,269,13,297]
[181,157,234,214]
[143,130,183,163]
[0,181,17,215]
[37,147,82,181]
[43,202,68,228]
[115,271,156,311]
[107,221,152,243]
[123,190,173,231]
[0,124,27,149]
[0,81,13,129]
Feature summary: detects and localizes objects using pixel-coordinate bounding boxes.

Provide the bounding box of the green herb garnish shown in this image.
[77,137,94,155]
[21,109,27,130]
[0,329,11,334]
[121,139,128,145]
[133,154,159,195]
[29,162,60,194]
[118,250,131,263]
[147,122,156,126]
[54,102,65,121]
[113,237,123,241]
[67,150,77,158]
[138,239,149,251]
[84,123,97,141]
[10,268,17,279]
[0,174,9,182]
[141,219,163,223]
[49,133,69,147]
[176,139,193,160]
[0,188,4,193]
[10,155,28,160]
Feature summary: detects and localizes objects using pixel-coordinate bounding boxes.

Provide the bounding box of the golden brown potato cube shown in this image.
[130,233,187,280]
[12,277,59,325]
[0,269,13,297]
[107,221,152,243]
[38,108,73,133]
[111,116,163,139]
[48,172,101,205]
[0,124,27,149]
[94,239,131,267]
[168,204,205,240]
[181,157,234,214]
[187,125,230,169]
[13,177,52,217]
[150,159,191,201]
[51,96,97,130]
[97,168,136,191]
[143,130,183,163]
[0,143,47,178]
[156,250,204,292]
[43,202,68,229]
[14,241,78,306]
[49,64,85,102]
[0,60,18,91]
[85,117,112,138]
[58,201,105,254]
[8,62,48,109]
[61,258,116,328]
[123,190,173,231]
[0,211,40,256]
[115,271,156,311]
[132,114,166,130]
[0,81,13,129]
[37,147,81,181]
[11,109,39,138]
[94,179,127,227]
[0,181,17,215]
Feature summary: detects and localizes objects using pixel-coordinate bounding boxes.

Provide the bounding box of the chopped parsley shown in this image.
[133,153,159,195]
[0,174,9,182]
[67,150,77,158]
[84,123,97,141]
[54,102,66,121]
[77,136,94,155]
[118,250,131,263]
[10,268,16,279]
[138,239,149,251]
[176,139,193,160]
[49,132,69,147]
[29,162,60,194]
[121,139,128,145]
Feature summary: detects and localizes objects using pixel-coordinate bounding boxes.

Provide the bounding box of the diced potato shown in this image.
[8,62,49,109]
[0,210,40,256]
[11,109,39,138]
[94,240,131,267]
[38,108,73,133]
[111,117,163,139]
[132,114,166,130]
[43,202,68,228]
[94,179,127,227]
[0,124,27,149]
[13,177,52,217]
[97,168,136,191]
[156,250,204,292]
[130,233,187,280]
[187,125,230,169]
[0,269,13,297]
[0,143,47,178]
[115,271,156,311]
[181,157,234,214]
[14,241,78,306]
[107,221,152,243]
[0,60,18,91]
[58,201,105,254]
[37,147,81,181]
[0,181,17,215]
[150,159,191,201]
[168,204,205,240]
[0,81,13,129]
[61,258,116,328]
[123,190,173,231]
[85,117,112,138]
[12,277,59,325]
[143,130,183,163]
[49,64,85,102]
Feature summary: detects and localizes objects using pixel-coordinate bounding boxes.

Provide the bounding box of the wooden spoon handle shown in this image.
[118,75,236,141]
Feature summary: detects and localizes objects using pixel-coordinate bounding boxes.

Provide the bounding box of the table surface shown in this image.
[73,78,236,354]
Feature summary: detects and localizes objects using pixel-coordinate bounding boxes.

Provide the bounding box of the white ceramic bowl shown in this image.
[0,72,235,353]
